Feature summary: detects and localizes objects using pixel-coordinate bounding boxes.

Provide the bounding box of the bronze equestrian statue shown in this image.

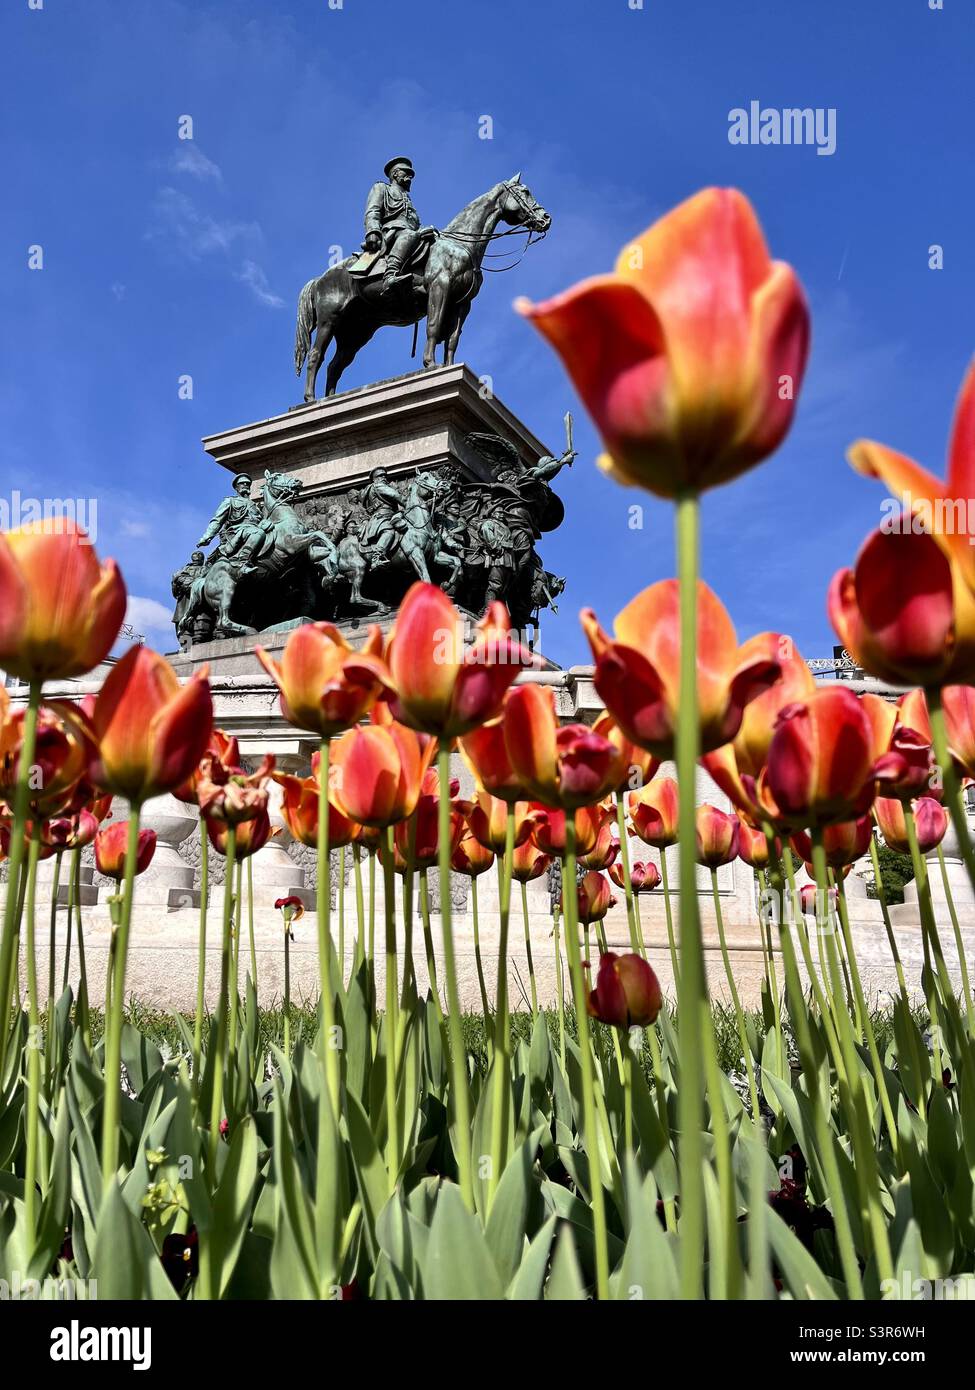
[294,162,551,400]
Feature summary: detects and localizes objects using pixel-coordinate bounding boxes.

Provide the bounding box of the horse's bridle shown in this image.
[444,180,549,272]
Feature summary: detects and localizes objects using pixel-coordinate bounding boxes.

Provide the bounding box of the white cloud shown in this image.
[169,144,223,183]
[236,259,284,309]
[125,595,173,638]
[120,518,150,538]
[146,186,260,262]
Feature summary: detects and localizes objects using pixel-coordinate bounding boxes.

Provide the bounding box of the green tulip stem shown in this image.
[381,826,400,1188]
[0,678,41,1076]
[247,856,257,995]
[674,488,708,1301]
[614,791,643,955]
[937,842,974,1035]
[659,852,680,995]
[521,880,538,1018]
[470,875,490,1021]
[562,813,610,1299]
[436,741,474,1210]
[101,805,145,1193]
[709,867,760,1123]
[488,804,515,1209]
[316,738,340,1113]
[23,835,42,1248]
[207,823,236,1181]
[193,816,209,1096]
[552,902,566,1066]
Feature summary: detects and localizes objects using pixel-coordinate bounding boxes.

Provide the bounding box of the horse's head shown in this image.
[499,174,551,235]
[263,469,302,506]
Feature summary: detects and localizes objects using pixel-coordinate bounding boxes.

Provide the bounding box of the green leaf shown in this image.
[423,1183,504,1300]
[545,1222,587,1300]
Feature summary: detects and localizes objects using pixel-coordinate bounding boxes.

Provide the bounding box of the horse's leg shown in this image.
[403,540,431,583]
[305,316,334,403]
[325,320,373,396]
[444,299,472,367]
[424,278,448,369]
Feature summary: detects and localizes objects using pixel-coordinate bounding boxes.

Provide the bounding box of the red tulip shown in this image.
[329,720,435,827]
[578,808,620,871]
[586,951,662,1028]
[530,804,606,858]
[829,526,975,687]
[901,684,975,782]
[207,807,273,859]
[798,883,836,918]
[762,687,880,829]
[95,821,156,880]
[563,869,616,924]
[860,693,935,800]
[609,859,660,893]
[198,756,275,826]
[503,684,618,808]
[275,894,304,936]
[695,804,740,868]
[516,187,809,499]
[41,808,100,850]
[0,700,91,817]
[874,796,947,856]
[582,582,780,759]
[256,622,387,738]
[385,584,536,738]
[848,361,975,598]
[88,646,213,803]
[627,777,679,848]
[0,520,127,682]
[791,816,873,870]
[458,716,526,802]
[394,771,467,868]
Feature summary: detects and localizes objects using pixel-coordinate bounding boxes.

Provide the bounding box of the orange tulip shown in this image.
[763,687,880,829]
[273,770,358,848]
[465,788,537,854]
[829,526,975,687]
[563,869,616,924]
[94,822,156,880]
[848,361,975,597]
[0,700,91,817]
[510,839,552,885]
[791,816,873,870]
[329,720,434,827]
[591,712,659,794]
[702,633,814,816]
[88,646,213,803]
[385,584,536,738]
[874,796,947,857]
[582,581,780,759]
[256,621,387,738]
[206,807,274,860]
[459,714,527,802]
[0,520,127,682]
[900,685,975,781]
[627,776,679,849]
[859,692,935,800]
[452,829,495,878]
[695,804,739,868]
[578,808,620,871]
[736,817,775,870]
[586,951,662,1028]
[516,187,809,499]
[503,684,618,809]
[172,729,241,806]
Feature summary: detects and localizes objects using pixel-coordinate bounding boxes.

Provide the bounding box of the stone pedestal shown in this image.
[891,817,975,928]
[108,793,198,909]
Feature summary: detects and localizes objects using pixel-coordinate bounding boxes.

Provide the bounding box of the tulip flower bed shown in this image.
[3,185,975,1303]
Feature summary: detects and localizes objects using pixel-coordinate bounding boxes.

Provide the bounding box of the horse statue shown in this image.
[183,471,338,639]
[294,175,551,401]
[365,472,464,591]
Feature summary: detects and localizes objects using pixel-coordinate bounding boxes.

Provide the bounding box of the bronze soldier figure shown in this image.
[362,158,431,296]
[197,474,269,571]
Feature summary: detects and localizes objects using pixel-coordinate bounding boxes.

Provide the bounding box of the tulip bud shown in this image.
[587,951,662,1028]
[95,822,156,881]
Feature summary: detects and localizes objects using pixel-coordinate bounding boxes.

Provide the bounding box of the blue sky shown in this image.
[1,0,972,668]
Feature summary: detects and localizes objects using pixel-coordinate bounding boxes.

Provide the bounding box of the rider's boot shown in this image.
[382,250,411,295]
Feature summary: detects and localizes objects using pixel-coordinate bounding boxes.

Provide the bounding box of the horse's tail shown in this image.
[294,278,317,375]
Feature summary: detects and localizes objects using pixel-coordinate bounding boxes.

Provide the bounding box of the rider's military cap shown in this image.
[384,157,415,178]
